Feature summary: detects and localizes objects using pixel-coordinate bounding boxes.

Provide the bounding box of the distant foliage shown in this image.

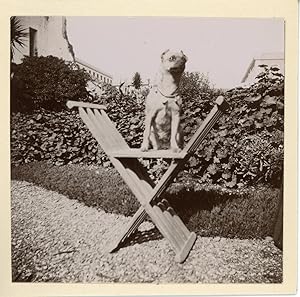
[180,71,216,101]
[132,72,142,89]
[179,72,222,142]
[11,55,90,112]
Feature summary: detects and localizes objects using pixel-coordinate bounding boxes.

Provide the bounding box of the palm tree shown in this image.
[10,16,28,62]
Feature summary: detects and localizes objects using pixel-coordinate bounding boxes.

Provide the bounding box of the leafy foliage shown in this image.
[10,109,107,167]
[92,84,146,148]
[10,55,90,112]
[180,72,222,141]
[10,16,28,62]
[11,66,284,188]
[187,65,284,188]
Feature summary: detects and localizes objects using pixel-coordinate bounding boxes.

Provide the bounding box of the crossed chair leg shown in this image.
[106,157,197,263]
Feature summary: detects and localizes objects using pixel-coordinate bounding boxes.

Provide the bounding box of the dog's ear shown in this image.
[181,50,188,62]
[161,49,170,60]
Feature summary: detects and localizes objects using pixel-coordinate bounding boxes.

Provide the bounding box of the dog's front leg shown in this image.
[141,111,155,151]
[170,111,181,152]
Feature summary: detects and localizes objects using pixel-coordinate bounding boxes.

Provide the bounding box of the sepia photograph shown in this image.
[9,15,287,285]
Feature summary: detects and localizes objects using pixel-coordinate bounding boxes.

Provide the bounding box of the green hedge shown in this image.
[11,161,280,239]
[10,65,284,188]
[11,56,90,112]
[10,109,108,166]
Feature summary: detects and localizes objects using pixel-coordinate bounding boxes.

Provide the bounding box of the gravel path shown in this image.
[11,180,282,283]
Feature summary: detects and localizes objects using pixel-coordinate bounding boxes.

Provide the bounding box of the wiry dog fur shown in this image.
[141,49,187,152]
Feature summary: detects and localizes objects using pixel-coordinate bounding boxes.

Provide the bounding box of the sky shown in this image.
[66,17,284,89]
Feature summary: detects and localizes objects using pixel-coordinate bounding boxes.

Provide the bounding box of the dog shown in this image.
[141,49,187,152]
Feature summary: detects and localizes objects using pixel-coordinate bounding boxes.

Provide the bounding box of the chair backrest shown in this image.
[67,101,129,153]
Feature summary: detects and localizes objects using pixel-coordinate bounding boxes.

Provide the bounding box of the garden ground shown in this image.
[11,180,282,283]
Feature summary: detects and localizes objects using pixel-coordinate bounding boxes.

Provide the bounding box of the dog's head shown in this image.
[161,49,188,74]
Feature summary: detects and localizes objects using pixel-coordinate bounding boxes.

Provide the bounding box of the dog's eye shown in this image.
[169,55,176,61]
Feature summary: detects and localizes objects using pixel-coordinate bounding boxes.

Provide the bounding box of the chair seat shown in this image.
[109,148,187,159]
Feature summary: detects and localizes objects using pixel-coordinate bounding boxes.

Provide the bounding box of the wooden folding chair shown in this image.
[67,96,229,263]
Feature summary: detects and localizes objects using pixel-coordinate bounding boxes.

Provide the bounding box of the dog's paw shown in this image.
[171,146,181,153]
[141,143,149,152]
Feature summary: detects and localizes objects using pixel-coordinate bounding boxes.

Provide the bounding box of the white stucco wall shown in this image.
[12,16,74,64]
[241,53,284,85]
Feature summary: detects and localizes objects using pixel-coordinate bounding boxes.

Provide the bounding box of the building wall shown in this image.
[76,59,113,84]
[241,53,284,84]
[13,16,74,64]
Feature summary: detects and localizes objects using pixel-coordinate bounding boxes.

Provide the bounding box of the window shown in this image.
[29,28,38,57]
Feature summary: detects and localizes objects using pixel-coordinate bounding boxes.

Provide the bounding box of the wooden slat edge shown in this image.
[175,232,197,263]
[66,100,107,110]
[110,149,186,159]
[215,95,229,112]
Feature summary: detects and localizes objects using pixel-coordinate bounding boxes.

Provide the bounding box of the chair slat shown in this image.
[78,107,110,152]
[110,148,186,159]
[94,109,129,150]
[86,108,114,151]
[67,100,107,110]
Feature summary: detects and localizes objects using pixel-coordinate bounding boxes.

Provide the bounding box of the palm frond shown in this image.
[10,16,28,60]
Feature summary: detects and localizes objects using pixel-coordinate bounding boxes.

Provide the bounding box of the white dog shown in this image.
[141,49,187,152]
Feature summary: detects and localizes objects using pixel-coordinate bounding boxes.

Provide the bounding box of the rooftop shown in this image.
[75,57,112,79]
[241,52,284,83]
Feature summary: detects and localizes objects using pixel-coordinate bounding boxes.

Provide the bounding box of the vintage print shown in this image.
[10,16,284,283]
